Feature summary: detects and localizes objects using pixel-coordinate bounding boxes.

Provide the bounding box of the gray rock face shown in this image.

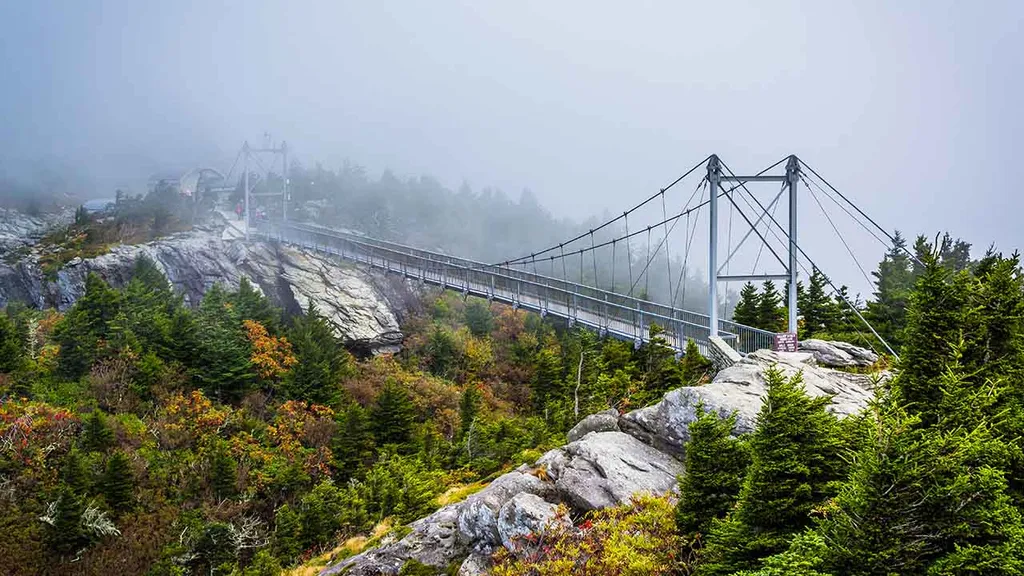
[566,408,619,443]
[799,338,879,368]
[554,431,684,511]
[620,349,876,457]
[0,225,418,351]
[0,208,71,254]
[497,493,565,551]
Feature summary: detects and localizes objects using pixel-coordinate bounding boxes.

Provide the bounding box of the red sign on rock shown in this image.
[773,332,798,352]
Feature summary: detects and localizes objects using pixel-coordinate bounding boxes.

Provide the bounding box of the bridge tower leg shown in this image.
[786,155,800,335]
[707,155,721,337]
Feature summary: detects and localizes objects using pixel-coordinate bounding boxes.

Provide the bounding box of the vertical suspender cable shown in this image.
[661,192,673,306]
[624,213,633,296]
[611,239,617,293]
[645,227,652,298]
[590,231,599,290]
[560,245,567,284]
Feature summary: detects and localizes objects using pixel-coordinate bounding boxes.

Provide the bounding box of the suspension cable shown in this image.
[802,175,874,291]
[798,158,922,267]
[590,231,599,289]
[497,155,712,266]
[624,213,633,296]
[661,192,673,306]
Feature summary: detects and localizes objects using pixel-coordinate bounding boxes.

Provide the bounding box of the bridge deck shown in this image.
[256,222,776,355]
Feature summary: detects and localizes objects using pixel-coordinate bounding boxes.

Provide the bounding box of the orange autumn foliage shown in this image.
[243,319,297,381]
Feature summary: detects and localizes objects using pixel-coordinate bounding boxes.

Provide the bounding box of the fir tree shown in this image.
[464,299,494,337]
[82,409,114,453]
[0,313,23,373]
[284,303,347,405]
[696,368,844,576]
[100,451,134,512]
[273,504,304,564]
[209,444,238,500]
[755,281,785,332]
[61,449,91,495]
[45,485,88,558]
[332,402,375,479]
[425,325,460,378]
[233,276,281,332]
[732,282,760,327]
[54,273,123,379]
[459,384,482,441]
[866,231,914,347]
[680,339,713,385]
[193,283,255,402]
[676,406,749,541]
[801,268,837,338]
[371,381,416,448]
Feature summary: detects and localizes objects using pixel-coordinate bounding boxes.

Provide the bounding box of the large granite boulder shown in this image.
[497,493,567,551]
[799,338,879,368]
[566,408,619,443]
[552,431,684,511]
[620,349,876,457]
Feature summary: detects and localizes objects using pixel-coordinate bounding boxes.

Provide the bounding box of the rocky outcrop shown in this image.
[0,208,71,254]
[0,222,419,351]
[324,347,881,575]
[565,408,619,443]
[497,493,566,551]
[799,338,879,368]
[620,349,878,457]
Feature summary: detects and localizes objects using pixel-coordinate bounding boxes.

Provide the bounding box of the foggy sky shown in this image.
[2,0,1022,298]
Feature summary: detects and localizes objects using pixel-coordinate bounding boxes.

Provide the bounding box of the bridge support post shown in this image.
[707,155,721,337]
[786,155,800,335]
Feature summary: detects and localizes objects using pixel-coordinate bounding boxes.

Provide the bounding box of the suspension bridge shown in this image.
[226,142,902,359]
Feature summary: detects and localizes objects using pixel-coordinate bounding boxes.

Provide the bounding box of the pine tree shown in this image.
[896,254,977,424]
[371,381,416,448]
[755,281,785,332]
[695,368,844,576]
[273,504,304,565]
[0,313,23,373]
[46,485,88,558]
[676,406,749,541]
[233,276,281,332]
[100,451,134,512]
[209,444,238,500]
[61,449,91,495]
[801,268,837,338]
[732,282,760,327]
[194,283,255,402]
[54,273,123,379]
[82,409,114,453]
[459,384,482,441]
[866,231,914,348]
[680,339,713,385]
[332,402,375,479]
[284,303,347,405]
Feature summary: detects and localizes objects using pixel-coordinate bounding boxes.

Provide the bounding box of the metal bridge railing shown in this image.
[256,222,774,355]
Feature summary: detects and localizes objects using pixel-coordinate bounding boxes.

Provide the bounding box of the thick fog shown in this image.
[1,0,1023,299]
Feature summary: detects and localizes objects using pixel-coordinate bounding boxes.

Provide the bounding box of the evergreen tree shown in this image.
[832,285,861,334]
[371,381,416,447]
[531,345,564,414]
[696,368,844,576]
[732,282,760,327]
[61,449,91,495]
[680,339,713,385]
[676,406,749,541]
[284,303,347,405]
[100,451,134,512]
[332,402,375,479]
[54,273,123,379]
[209,444,238,500]
[0,312,23,372]
[896,254,977,424]
[425,325,460,378]
[46,485,88,558]
[273,504,304,564]
[459,384,482,441]
[866,231,914,347]
[82,409,114,453]
[801,268,837,337]
[755,281,785,332]
[233,276,281,332]
[194,283,255,402]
